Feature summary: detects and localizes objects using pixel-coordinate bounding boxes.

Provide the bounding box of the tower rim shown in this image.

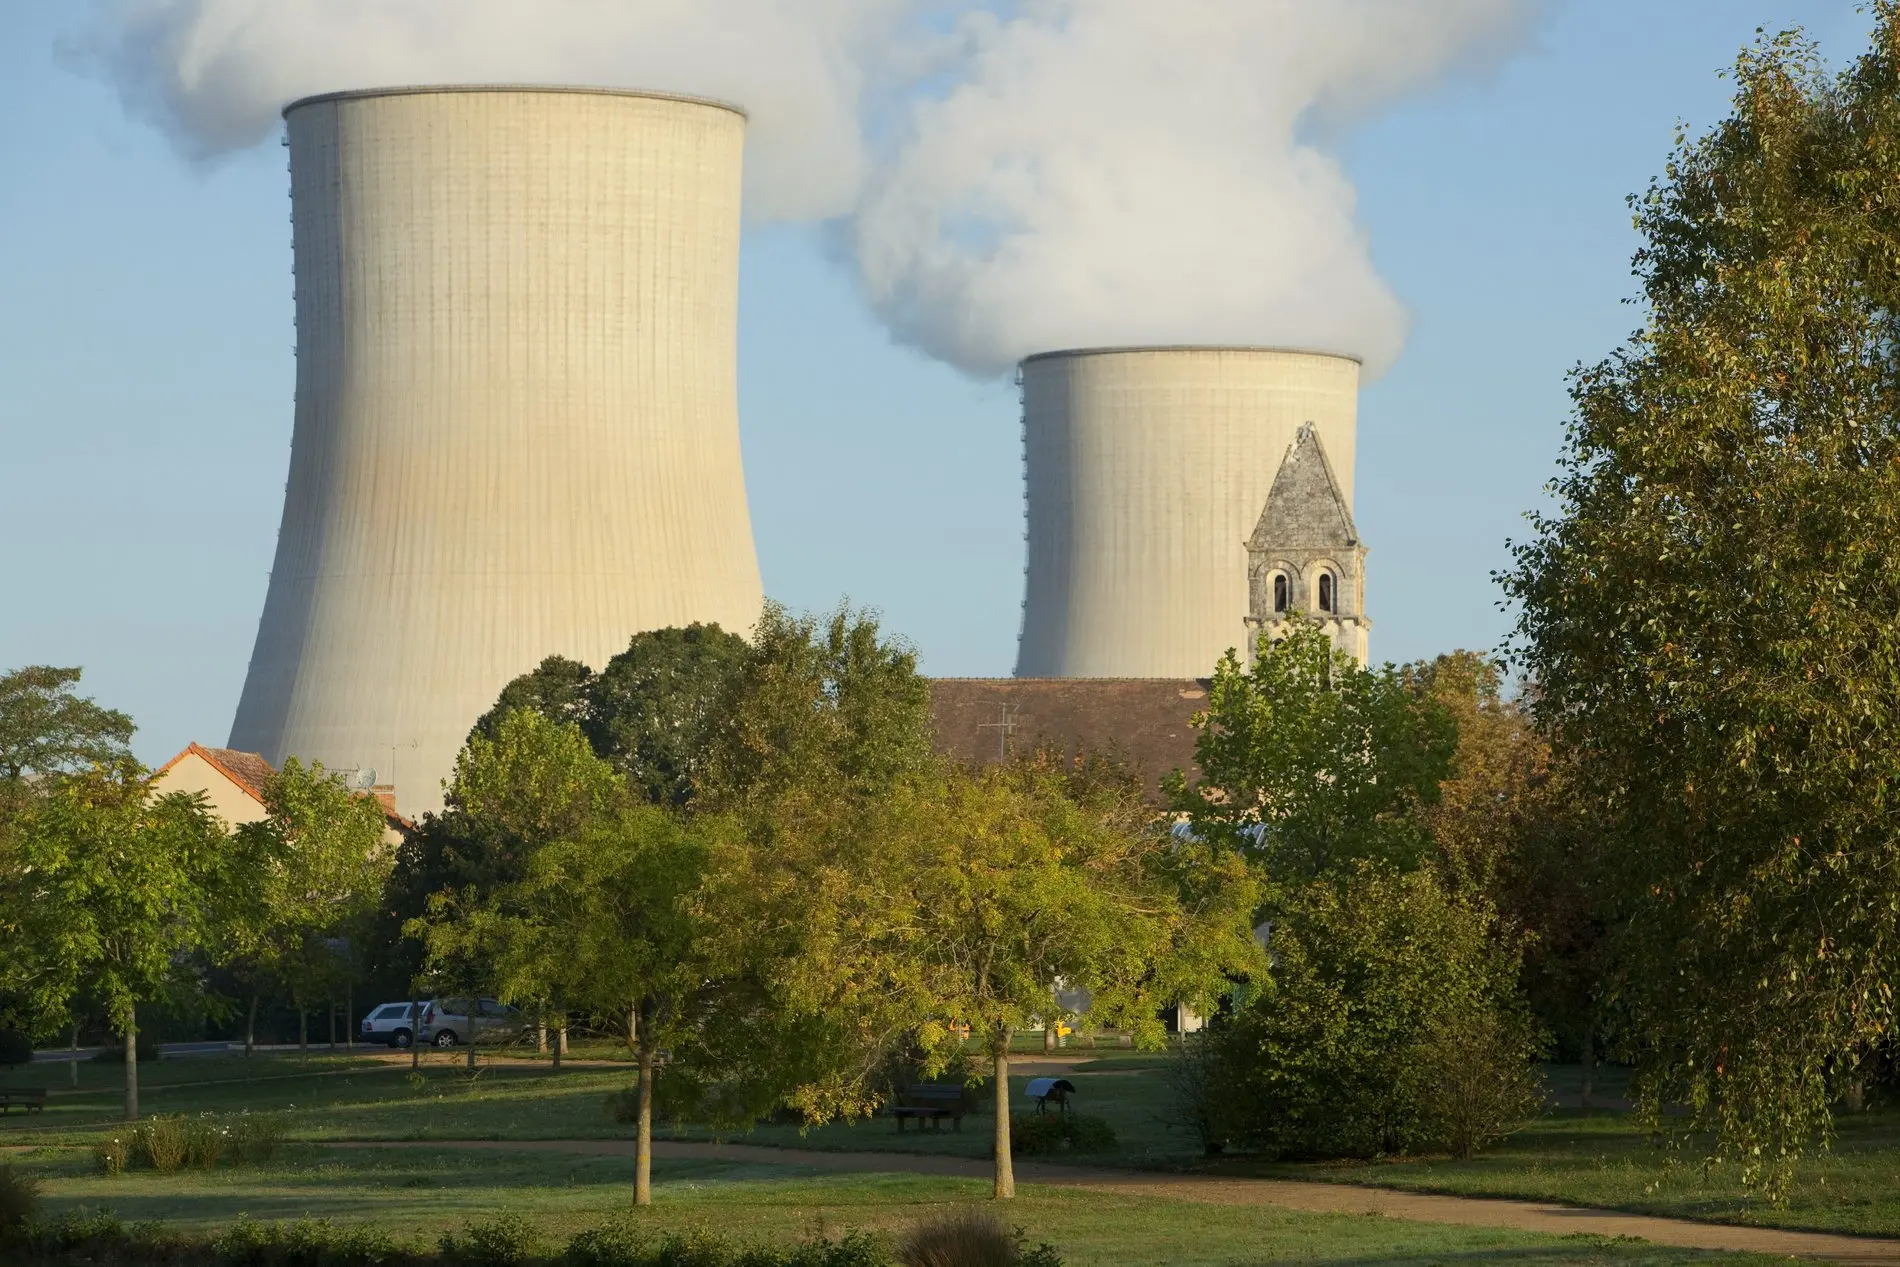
[283,84,747,121]
[1019,345,1364,367]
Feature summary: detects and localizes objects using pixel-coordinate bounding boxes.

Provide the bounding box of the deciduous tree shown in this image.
[1170,623,1456,880]
[4,762,225,1119]
[773,762,1263,1198]
[1503,8,1900,1189]
[227,759,392,1055]
[0,666,132,785]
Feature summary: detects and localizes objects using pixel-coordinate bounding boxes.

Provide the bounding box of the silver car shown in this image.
[419,997,525,1048]
[359,1001,423,1048]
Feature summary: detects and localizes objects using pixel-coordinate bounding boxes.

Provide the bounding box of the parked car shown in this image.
[360,1002,423,1049]
[419,997,526,1048]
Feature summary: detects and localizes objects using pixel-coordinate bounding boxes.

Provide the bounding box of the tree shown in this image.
[0,667,133,784]
[1170,623,1457,880]
[706,602,934,807]
[588,623,752,807]
[1210,862,1539,1160]
[436,802,734,1204]
[1406,656,1607,1075]
[466,656,595,747]
[1502,9,1900,1190]
[397,710,626,1065]
[802,761,1263,1198]
[3,761,225,1119]
[227,759,392,1055]
[467,626,752,809]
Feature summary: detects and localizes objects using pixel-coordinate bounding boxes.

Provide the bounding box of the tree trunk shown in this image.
[346,983,354,1050]
[328,999,337,1050]
[992,1034,1014,1199]
[1579,1019,1595,1111]
[634,1034,656,1205]
[245,994,259,1059]
[123,1002,139,1123]
[627,1004,638,1053]
[1847,1078,1867,1113]
[552,1021,564,1072]
[70,1023,79,1088]
[537,1021,547,1055]
[409,986,421,1072]
[1043,1020,1057,1053]
[466,1024,477,1071]
[298,1007,308,1057]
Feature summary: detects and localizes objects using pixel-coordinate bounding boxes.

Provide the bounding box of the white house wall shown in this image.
[229,87,763,815]
[1015,347,1360,679]
[150,752,270,830]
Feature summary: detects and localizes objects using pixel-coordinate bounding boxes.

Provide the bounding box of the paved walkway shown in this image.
[348,1138,1900,1264]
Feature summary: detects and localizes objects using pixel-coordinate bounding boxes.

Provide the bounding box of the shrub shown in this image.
[229,1112,289,1165]
[896,1212,1060,1267]
[1008,1113,1116,1156]
[788,1230,893,1267]
[0,1163,39,1231]
[559,1224,892,1267]
[134,1115,188,1172]
[604,1086,642,1125]
[561,1216,653,1267]
[1208,863,1545,1160]
[443,1212,541,1266]
[214,1216,410,1265]
[93,1133,130,1176]
[39,1207,130,1254]
[1408,1007,1546,1159]
[0,1028,34,1068]
[186,1114,231,1169]
[1164,1031,1227,1157]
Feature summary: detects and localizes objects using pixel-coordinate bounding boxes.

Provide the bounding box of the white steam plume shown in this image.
[851,0,1537,377]
[76,0,914,221]
[78,1,1535,375]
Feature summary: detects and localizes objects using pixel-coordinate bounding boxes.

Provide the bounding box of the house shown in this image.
[151,743,409,843]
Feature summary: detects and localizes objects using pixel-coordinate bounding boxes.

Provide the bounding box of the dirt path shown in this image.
[346,1138,1900,1264]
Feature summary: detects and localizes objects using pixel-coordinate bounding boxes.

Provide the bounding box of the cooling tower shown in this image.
[229,86,763,815]
[1015,347,1361,679]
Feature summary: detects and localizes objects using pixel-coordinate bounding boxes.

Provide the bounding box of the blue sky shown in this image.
[0,1,1875,764]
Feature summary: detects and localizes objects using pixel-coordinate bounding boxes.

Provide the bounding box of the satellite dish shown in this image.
[354,767,379,790]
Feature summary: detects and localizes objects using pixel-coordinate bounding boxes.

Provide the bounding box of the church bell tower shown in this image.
[1243,423,1371,665]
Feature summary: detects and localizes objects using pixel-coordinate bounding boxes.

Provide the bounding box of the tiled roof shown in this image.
[153,742,275,805]
[928,678,1210,798]
[153,744,412,831]
[198,747,278,803]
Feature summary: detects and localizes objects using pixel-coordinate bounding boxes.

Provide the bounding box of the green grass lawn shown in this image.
[5,1142,1774,1266]
[10,1053,1900,1246]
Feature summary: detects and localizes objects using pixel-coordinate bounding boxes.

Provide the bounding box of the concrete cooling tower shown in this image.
[229,86,764,815]
[1015,347,1362,679]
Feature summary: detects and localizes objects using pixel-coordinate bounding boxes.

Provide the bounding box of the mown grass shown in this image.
[5,1143,1777,1266]
[11,1053,1900,1242]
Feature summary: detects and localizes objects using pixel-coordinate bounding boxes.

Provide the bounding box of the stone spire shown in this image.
[1243,423,1371,665]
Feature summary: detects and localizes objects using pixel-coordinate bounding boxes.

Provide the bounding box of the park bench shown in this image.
[0,1088,46,1115]
[891,1082,976,1132]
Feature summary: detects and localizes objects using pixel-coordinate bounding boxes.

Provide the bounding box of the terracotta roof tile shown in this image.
[198,747,278,803]
[928,678,1209,798]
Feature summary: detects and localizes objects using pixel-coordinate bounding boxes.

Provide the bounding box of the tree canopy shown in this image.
[1503,8,1900,1189]
[2,761,226,1119]
[0,666,133,784]
[1170,623,1457,880]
